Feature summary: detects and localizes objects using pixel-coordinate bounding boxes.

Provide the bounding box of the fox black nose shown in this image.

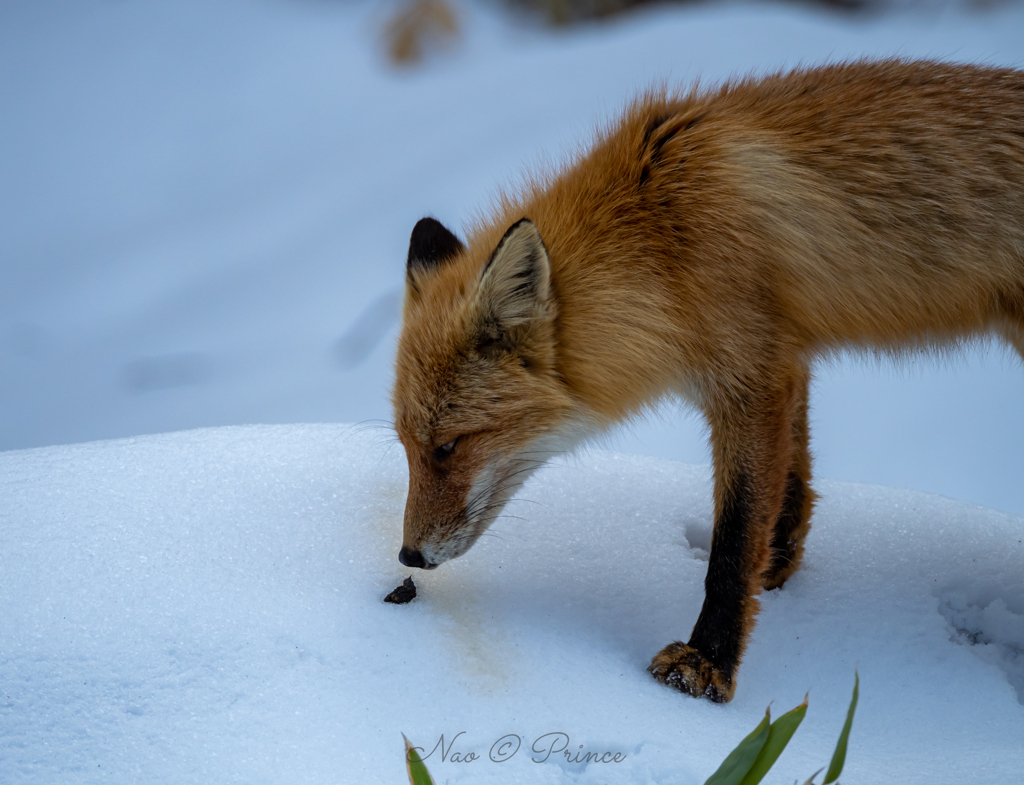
[399,546,426,569]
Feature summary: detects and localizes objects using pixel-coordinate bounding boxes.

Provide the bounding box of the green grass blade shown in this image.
[738,694,808,785]
[823,672,859,784]
[403,734,436,785]
[704,709,771,785]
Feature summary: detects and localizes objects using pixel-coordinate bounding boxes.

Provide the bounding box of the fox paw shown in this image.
[762,535,805,591]
[648,642,735,703]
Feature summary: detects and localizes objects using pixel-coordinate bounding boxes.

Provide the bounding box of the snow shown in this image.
[2,424,1023,783]
[2,0,1024,513]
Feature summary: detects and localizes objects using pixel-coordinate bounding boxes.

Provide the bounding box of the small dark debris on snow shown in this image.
[384,576,417,604]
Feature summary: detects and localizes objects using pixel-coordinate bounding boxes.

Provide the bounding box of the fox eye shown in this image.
[433,438,458,462]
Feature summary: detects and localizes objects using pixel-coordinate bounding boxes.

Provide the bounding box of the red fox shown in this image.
[391,59,1024,702]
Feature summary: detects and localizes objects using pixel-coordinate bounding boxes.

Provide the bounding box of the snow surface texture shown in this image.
[2,0,1024,514]
[2,425,1023,783]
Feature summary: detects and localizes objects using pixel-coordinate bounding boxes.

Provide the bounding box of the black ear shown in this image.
[407,218,465,285]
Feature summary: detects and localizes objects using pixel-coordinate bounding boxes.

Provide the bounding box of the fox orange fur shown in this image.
[391,59,1024,702]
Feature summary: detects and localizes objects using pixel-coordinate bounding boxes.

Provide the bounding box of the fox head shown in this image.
[391,216,580,569]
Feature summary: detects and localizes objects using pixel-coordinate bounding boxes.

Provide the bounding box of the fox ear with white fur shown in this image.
[474,219,553,351]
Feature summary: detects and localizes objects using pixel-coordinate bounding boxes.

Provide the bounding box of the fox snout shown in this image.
[397,429,577,569]
[399,515,471,570]
[398,536,467,570]
[397,546,435,570]
[398,455,503,569]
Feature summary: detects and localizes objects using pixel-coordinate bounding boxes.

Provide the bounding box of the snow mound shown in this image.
[2,424,1023,784]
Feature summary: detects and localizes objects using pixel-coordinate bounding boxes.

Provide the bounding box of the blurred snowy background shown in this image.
[2,0,1023,512]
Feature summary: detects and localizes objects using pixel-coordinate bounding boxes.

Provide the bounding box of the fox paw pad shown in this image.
[648,642,734,703]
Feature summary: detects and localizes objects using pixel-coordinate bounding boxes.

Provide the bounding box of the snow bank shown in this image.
[2,425,1022,783]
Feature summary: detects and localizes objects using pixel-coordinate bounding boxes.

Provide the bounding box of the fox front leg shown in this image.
[649,382,797,702]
